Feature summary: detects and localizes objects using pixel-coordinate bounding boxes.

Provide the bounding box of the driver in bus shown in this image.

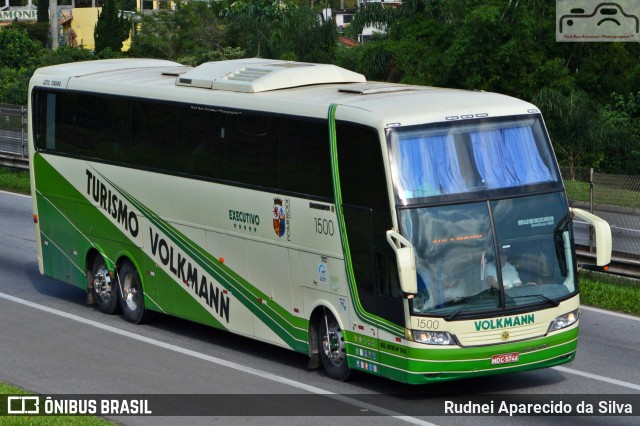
[485,247,522,289]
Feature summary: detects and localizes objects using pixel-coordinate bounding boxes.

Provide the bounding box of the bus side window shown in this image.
[225,114,277,188]
[277,118,332,198]
[100,97,132,163]
[176,108,225,179]
[37,92,57,151]
[131,101,177,171]
[56,93,99,155]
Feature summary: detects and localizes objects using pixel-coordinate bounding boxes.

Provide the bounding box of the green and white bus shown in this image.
[28,58,611,384]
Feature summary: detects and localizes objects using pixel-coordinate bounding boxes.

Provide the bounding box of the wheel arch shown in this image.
[85,245,115,276]
[114,250,146,289]
[309,300,347,330]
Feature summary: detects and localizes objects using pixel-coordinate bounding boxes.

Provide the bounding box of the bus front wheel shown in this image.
[91,254,120,315]
[118,260,152,324]
[319,312,351,381]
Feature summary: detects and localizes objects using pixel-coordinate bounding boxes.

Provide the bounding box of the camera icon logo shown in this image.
[557,1,640,42]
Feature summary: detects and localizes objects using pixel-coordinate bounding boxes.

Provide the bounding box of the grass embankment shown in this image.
[579,271,640,316]
[0,167,30,195]
[565,179,640,208]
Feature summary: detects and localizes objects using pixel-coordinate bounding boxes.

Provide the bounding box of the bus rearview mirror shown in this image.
[386,230,418,295]
[571,207,612,267]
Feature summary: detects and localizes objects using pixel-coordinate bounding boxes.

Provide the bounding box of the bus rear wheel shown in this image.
[319,312,351,381]
[91,254,120,315]
[118,260,151,324]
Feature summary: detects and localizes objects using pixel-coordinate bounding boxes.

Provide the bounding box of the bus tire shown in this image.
[118,260,152,324]
[91,254,120,315]
[319,311,351,381]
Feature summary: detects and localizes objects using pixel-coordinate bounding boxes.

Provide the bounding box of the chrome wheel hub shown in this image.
[322,324,346,366]
[122,273,139,311]
[94,266,112,301]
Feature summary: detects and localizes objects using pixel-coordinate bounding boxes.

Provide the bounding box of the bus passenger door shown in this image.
[343,205,404,327]
[335,120,405,354]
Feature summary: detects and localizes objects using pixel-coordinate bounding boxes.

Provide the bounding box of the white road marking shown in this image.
[552,366,640,391]
[0,190,30,198]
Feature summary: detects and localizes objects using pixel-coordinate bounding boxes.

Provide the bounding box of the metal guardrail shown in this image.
[0,103,28,169]
[576,249,640,279]
[0,153,28,170]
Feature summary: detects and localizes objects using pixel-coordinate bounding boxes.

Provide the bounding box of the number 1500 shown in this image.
[314,218,335,236]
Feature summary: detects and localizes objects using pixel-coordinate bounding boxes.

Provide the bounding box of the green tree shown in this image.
[222,0,337,62]
[6,20,49,48]
[598,92,640,174]
[40,45,96,65]
[0,27,43,69]
[130,2,234,64]
[94,0,131,54]
[0,67,33,105]
[0,28,43,105]
[345,2,394,41]
[534,89,613,178]
[341,1,575,97]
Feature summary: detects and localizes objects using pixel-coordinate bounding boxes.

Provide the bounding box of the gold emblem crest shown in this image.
[501,330,510,341]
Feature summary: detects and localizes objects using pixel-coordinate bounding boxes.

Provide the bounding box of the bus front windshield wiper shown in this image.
[444,296,477,320]
[511,293,560,307]
[444,288,503,320]
[445,306,469,321]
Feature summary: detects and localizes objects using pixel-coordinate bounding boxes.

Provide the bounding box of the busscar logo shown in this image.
[557,1,640,42]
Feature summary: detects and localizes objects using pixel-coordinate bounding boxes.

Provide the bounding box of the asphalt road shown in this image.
[0,190,638,426]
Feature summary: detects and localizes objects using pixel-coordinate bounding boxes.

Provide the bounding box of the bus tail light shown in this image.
[33,214,38,224]
[412,330,455,345]
[547,309,579,333]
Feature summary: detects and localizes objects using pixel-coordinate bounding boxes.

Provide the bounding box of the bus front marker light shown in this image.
[548,309,579,333]
[413,330,454,345]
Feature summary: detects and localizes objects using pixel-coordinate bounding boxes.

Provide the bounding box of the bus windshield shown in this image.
[400,192,576,317]
[387,115,561,205]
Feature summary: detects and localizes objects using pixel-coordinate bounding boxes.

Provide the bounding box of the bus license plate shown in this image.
[491,352,519,365]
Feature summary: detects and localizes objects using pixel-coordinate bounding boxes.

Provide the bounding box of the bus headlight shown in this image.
[412,330,455,345]
[547,309,579,333]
